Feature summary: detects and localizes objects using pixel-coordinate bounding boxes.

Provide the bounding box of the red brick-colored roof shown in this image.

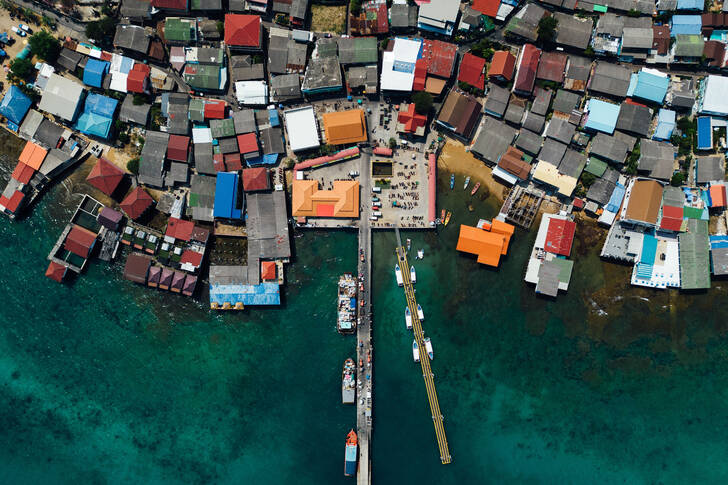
[0,190,24,213]
[45,261,67,282]
[261,260,276,280]
[242,167,270,191]
[413,59,427,91]
[472,0,500,17]
[224,152,242,171]
[64,224,97,258]
[224,14,261,47]
[652,26,670,55]
[397,103,427,133]
[514,44,540,94]
[213,153,226,172]
[457,53,486,90]
[165,217,195,241]
[204,100,226,119]
[120,186,154,220]
[19,141,47,170]
[711,184,727,207]
[536,51,567,83]
[127,66,148,94]
[11,162,35,185]
[544,218,575,257]
[237,132,259,154]
[489,51,516,81]
[167,135,190,162]
[180,249,203,267]
[86,157,124,195]
[150,0,187,10]
[421,39,457,79]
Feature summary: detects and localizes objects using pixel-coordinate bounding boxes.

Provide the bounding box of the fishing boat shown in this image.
[342,358,356,404]
[406,238,411,252]
[394,264,403,286]
[449,174,454,189]
[344,430,358,477]
[424,337,434,360]
[440,209,445,223]
[417,304,424,321]
[337,274,357,335]
[405,307,412,330]
[417,249,424,259]
[463,176,471,190]
[410,266,416,284]
[471,182,481,196]
[412,340,420,362]
[444,211,452,226]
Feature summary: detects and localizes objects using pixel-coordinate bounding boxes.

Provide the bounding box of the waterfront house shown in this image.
[470,116,516,164]
[0,85,32,127]
[124,252,152,284]
[455,221,514,267]
[524,213,576,298]
[619,178,663,229]
[86,158,124,196]
[38,74,84,123]
[120,187,154,220]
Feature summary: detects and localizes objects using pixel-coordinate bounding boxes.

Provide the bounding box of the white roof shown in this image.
[38,73,84,122]
[192,127,213,144]
[110,72,128,93]
[702,75,728,116]
[235,80,269,105]
[418,0,459,25]
[284,106,320,152]
[380,37,421,92]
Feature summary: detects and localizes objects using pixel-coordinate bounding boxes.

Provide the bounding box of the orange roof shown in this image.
[624,179,663,225]
[489,51,516,81]
[45,261,67,282]
[711,184,726,207]
[261,261,276,281]
[456,224,507,267]
[490,219,515,254]
[18,141,47,170]
[322,109,367,146]
[291,179,359,218]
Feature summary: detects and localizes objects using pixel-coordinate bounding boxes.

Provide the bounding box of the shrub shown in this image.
[127,158,140,174]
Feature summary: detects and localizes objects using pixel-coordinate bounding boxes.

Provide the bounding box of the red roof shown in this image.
[413,59,427,91]
[11,162,35,185]
[224,153,242,171]
[261,260,276,280]
[544,218,575,257]
[662,205,683,219]
[420,39,457,79]
[0,190,24,212]
[237,133,258,154]
[573,197,585,208]
[243,167,270,191]
[660,216,683,232]
[180,249,203,267]
[472,0,500,17]
[204,100,226,119]
[86,158,124,195]
[150,0,187,10]
[127,67,148,94]
[397,103,427,133]
[64,224,97,258]
[711,184,727,207]
[45,261,67,282]
[165,217,195,241]
[182,274,197,295]
[489,51,516,81]
[213,154,226,172]
[120,186,154,220]
[167,135,190,162]
[457,53,486,90]
[224,14,261,47]
[514,44,540,94]
[536,51,567,83]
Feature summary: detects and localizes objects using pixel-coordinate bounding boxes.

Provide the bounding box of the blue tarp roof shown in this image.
[653,109,676,140]
[628,70,669,104]
[85,93,118,117]
[83,58,109,88]
[584,99,621,134]
[697,116,712,150]
[268,108,280,127]
[209,282,281,306]
[606,183,626,213]
[246,154,279,166]
[74,93,118,138]
[0,85,31,125]
[677,0,703,9]
[214,171,243,219]
[710,235,728,248]
[671,15,702,36]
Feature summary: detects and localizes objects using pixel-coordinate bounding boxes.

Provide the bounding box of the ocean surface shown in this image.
[2,131,728,484]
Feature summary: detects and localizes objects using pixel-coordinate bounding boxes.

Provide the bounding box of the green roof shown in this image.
[184,64,223,91]
[679,219,711,290]
[188,98,205,122]
[593,4,608,12]
[683,206,707,220]
[674,34,704,57]
[210,118,235,138]
[552,258,574,285]
[165,18,197,43]
[585,157,608,177]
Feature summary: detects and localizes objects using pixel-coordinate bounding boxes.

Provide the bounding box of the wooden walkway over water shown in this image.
[394,226,452,465]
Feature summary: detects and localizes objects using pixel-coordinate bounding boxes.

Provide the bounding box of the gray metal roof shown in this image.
[504,102,525,126]
[194,142,215,175]
[390,3,418,29]
[530,88,552,116]
[552,90,582,114]
[119,95,150,126]
[679,218,710,290]
[347,65,377,92]
[712,247,728,276]
[595,13,624,37]
[260,127,285,154]
[190,174,216,222]
[622,27,653,49]
[57,47,83,72]
[246,191,291,259]
[484,84,510,117]
[558,148,587,178]
[522,110,545,133]
[165,162,189,187]
[270,74,302,102]
[586,174,616,205]
[697,155,725,184]
[590,132,631,163]
[554,13,593,50]
[301,56,342,92]
[638,139,676,181]
[616,102,653,137]
[38,74,84,122]
[539,138,567,166]
[34,119,64,150]
[589,62,631,98]
[218,136,239,154]
[19,109,43,140]
[233,109,257,134]
[232,64,264,82]
[139,131,169,188]
[515,128,544,155]
[120,0,150,18]
[114,24,150,54]
[545,117,576,145]
[471,117,516,164]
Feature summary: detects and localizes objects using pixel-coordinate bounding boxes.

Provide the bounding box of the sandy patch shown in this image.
[437,139,509,202]
[310,5,347,34]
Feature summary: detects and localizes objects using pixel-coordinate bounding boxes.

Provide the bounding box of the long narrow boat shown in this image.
[471,182,481,196]
[344,430,358,477]
[463,176,471,190]
[440,209,445,223]
[412,340,420,362]
[449,174,455,189]
[410,266,416,284]
[394,264,403,286]
[405,307,412,330]
[424,337,434,360]
[444,211,452,226]
[417,304,424,321]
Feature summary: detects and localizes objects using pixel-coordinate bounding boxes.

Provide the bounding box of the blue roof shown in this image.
[584,99,621,134]
[697,116,712,150]
[209,282,281,306]
[246,154,279,166]
[710,235,728,248]
[653,109,676,140]
[214,171,243,219]
[73,93,118,138]
[0,85,31,125]
[677,0,703,9]
[628,70,669,104]
[268,108,280,127]
[85,93,118,117]
[83,58,110,88]
[671,15,702,36]
[606,183,626,213]
[117,56,134,74]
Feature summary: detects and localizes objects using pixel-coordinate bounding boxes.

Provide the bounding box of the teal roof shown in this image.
[584,99,620,134]
[628,70,669,104]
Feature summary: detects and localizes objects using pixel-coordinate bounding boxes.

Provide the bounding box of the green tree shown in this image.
[29,31,61,63]
[9,57,34,81]
[412,91,433,115]
[350,0,362,15]
[85,16,116,44]
[118,132,130,144]
[127,158,140,175]
[537,16,558,44]
[580,171,596,188]
[388,137,397,149]
[216,21,224,35]
[670,172,685,187]
[625,142,640,175]
[133,94,147,106]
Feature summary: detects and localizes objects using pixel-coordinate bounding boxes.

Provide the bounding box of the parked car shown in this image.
[18,24,31,33]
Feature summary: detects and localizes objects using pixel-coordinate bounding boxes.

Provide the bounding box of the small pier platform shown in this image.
[498,185,544,229]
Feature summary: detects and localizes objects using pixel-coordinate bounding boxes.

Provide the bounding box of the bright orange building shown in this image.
[455,221,515,267]
[321,109,368,146]
[19,141,47,170]
[292,180,360,218]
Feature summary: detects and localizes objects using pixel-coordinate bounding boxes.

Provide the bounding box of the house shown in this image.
[699,75,728,116]
[243,167,270,192]
[291,180,359,218]
[139,131,169,187]
[86,158,124,196]
[552,89,582,115]
[164,17,197,45]
[114,24,150,56]
[455,223,514,267]
[697,155,725,185]
[532,160,578,198]
[536,51,567,83]
[417,0,460,36]
[588,62,631,98]
[121,0,151,19]
[436,89,482,140]
[396,103,427,136]
[390,3,419,31]
[150,0,188,14]
[621,26,654,60]
[589,132,633,164]
[235,81,269,105]
[619,178,663,228]
[667,76,695,111]
[127,64,151,94]
[83,58,109,89]
[64,224,97,258]
[638,139,675,181]
[272,0,309,27]
[515,129,544,155]
[214,172,244,220]
[284,106,320,152]
[351,1,389,35]
[225,14,263,52]
[563,56,591,92]
[73,94,118,139]
[653,108,676,141]
[322,109,367,146]
[652,25,671,56]
[494,146,532,184]
[673,34,704,63]
[505,3,546,43]
[554,13,592,50]
[513,44,540,96]
[627,68,669,104]
[457,53,486,90]
[270,74,302,102]
[679,218,710,290]
[670,14,702,36]
[583,99,621,134]
[268,27,310,75]
[484,84,510,118]
[0,85,31,126]
[57,48,83,72]
[703,40,726,68]
[380,37,420,92]
[38,74,84,122]
[616,102,653,137]
[545,117,576,145]
[488,51,516,82]
[592,13,624,56]
[167,134,190,163]
[471,117,517,164]
[183,47,228,92]
[301,39,343,95]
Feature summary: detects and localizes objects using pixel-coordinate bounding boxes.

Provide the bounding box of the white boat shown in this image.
[417,249,424,260]
[412,340,420,362]
[395,264,403,286]
[406,238,411,251]
[410,266,416,284]
[463,176,471,190]
[417,304,424,321]
[405,307,412,330]
[424,337,433,360]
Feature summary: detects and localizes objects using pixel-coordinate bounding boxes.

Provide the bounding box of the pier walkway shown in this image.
[394,227,452,465]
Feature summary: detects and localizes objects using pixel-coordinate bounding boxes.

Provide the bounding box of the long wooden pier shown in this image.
[394,227,452,464]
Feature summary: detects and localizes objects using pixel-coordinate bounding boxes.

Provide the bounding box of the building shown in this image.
[679,218,710,290]
[224,14,263,52]
[488,51,516,83]
[418,0,460,36]
[513,44,540,96]
[243,167,270,192]
[86,158,124,196]
[457,53,486,91]
[638,139,675,181]
[536,51,567,83]
[484,84,510,118]
[139,131,169,187]
[214,172,244,220]
[583,99,621,134]
[588,62,631,98]
[554,13,593,50]
[673,34,704,63]
[696,155,724,185]
[74,94,118,139]
[700,75,728,116]
[284,106,320,152]
[234,80,269,105]
[123,253,152,284]
[396,103,427,136]
[524,213,576,297]
[120,186,154,219]
[494,146,532,184]
[627,68,669,104]
[38,74,84,122]
[113,24,150,55]
[321,109,368,146]
[350,1,389,35]
[0,85,32,126]
[616,102,653,137]
[436,89,482,140]
[471,117,517,164]
[291,180,359,218]
[619,178,663,228]
[455,221,514,267]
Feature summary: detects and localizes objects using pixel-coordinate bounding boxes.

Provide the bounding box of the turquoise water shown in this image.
[2,138,728,483]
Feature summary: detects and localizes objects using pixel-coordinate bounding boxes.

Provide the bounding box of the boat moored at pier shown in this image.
[405,307,412,330]
[394,264,403,286]
[342,358,356,404]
